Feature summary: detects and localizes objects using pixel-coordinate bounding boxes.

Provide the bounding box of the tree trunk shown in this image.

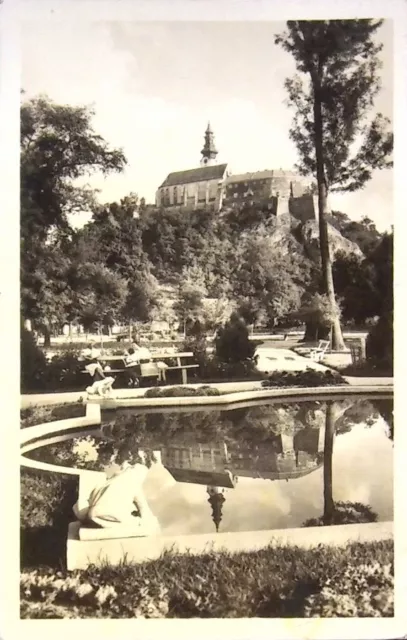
[303,320,330,342]
[313,79,345,351]
[43,323,51,348]
[323,402,335,524]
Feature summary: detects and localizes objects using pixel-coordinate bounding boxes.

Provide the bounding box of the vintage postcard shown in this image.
[1,0,406,637]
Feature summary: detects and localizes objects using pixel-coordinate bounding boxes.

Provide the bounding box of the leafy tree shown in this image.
[21,240,75,345]
[296,292,340,341]
[328,212,382,255]
[75,199,158,333]
[173,266,208,337]
[276,20,393,349]
[21,95,127,340]
[332,251,378,324]
[366,231,393,315]
[21,95,126,240]
[71,262,128,335]
[231,236,309,328]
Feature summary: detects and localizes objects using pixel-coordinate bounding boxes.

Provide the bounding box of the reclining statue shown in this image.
[86,376,115,397]
[73,463,160,534]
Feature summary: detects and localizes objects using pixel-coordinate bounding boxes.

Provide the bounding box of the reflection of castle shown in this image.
[159,427,324,485]
[207,486,226,532]
[160,443,230,471]
[160,443,236,488]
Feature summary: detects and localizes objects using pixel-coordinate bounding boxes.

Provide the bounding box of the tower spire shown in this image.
[200,122,218,167]
[207,486,225,532]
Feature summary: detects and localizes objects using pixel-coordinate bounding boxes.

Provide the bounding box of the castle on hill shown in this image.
[156,123,316,221]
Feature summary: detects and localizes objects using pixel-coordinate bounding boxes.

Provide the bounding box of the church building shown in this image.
[156,123,228,212]
[156,123,316,221]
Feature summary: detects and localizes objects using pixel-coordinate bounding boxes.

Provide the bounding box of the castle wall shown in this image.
[156,177,224,212]
[288,194,316,222]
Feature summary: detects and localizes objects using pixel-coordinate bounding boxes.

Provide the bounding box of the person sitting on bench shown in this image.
[124,347,141,387]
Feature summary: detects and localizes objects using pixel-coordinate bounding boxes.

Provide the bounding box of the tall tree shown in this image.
[21,95,126,240]
[21,95,127,340]
[276,20,393,349]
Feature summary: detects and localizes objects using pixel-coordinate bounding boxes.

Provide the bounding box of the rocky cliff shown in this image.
[298,219,364,260]
[244,214,363,262]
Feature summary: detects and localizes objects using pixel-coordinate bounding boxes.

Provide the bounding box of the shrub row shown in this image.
[261,369,347,388]
[144,385,221,398]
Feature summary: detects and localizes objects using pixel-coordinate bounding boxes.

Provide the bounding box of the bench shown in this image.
[82,351,200,386]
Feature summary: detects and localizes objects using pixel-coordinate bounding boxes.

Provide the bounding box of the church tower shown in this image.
[200,122,218,167]
[207,485,226,532]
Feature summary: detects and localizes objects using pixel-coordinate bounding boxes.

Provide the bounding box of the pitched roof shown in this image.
[225,169,299,184]
[160,163,228,188]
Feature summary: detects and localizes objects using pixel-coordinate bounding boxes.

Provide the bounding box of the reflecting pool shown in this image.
[24,395,393,535]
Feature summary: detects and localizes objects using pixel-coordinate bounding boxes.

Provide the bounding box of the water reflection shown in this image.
[24,396,393,534]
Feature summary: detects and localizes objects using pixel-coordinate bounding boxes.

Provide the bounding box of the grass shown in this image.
[20,540,394,618]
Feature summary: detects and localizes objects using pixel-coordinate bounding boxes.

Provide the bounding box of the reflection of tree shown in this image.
[323,402,335,524]
[372,399,394,442]
[335,399,379,434]
[303,400,379,527]
[304,501,378,527]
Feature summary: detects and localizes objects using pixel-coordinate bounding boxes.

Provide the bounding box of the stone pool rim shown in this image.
[20,381,393,477]
[20,383,394,570]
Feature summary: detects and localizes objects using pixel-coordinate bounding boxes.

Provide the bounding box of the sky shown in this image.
[21,20,393,230]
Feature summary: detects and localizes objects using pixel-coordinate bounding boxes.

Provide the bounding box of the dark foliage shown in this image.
[20,468,78,569]
[144,385,221,398]
[366,310,393,372]
[215,313,256,364]
[261,369,347,388]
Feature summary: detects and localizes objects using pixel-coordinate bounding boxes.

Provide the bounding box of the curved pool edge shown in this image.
[19,377,395,410]
[93,383,393,410]
[67,520,394,571]
[20,383,393,479]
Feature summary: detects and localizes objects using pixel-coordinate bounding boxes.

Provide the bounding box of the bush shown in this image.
[366,309,393,372]
[144,385,221,398]
[21,339,85,393]
[20,468,78,569]
[261,369,347,388]
[21,328,48,393]
[20,540,393,618]
[215,313,256,364]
